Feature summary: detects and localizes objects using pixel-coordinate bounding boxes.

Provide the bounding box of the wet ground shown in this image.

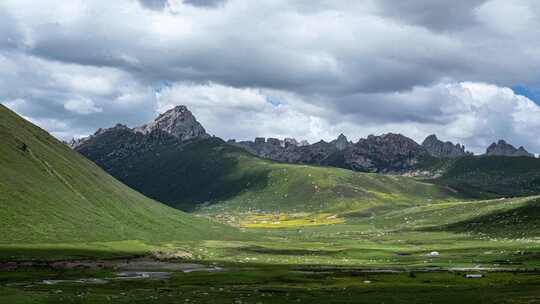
[2,259,540,303]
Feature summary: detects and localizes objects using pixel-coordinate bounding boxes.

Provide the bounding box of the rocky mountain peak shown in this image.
[95,124,130,136]
[486,140,534,157]
[134,105,209,141]
[331,133,350,151]
[421,134,471,158]
[361,133,422,152]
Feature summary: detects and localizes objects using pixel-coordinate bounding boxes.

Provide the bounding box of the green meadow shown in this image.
[2,104,540,303]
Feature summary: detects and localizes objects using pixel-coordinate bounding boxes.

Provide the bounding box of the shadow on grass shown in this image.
[0,246,146,262]
[421,198,540,238]
[234,245,344,257]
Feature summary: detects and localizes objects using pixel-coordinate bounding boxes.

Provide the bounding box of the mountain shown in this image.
[331,133,351,151]
[134,105,210,140]
[75,108,455,213]
[75,105,540,208]
[233,133,432,173]
[432,155,540,198]
[76,133,455,213]
[0,104,237,244]
[421,134,471,158]
[486,140,534,157]
[346,133,429,172]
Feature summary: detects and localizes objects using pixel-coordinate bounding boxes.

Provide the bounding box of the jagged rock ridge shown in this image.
[486,140,534,157]
[70,105,210,149]
[134,105,209,141]
[232,133,429,173]
[73,105,537,176]
[422,134,472,158]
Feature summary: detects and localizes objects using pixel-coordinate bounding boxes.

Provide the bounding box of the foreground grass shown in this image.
[2,197,540,269]
[1,267,540,304]
[0,105,242,244]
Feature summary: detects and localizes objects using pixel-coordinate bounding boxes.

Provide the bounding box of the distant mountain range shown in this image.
[72,105,536,174]
[229,127,535,172]
[71,105,540,212]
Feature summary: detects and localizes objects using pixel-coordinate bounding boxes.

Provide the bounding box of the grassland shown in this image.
[3,104,540,302]
[2,267,540,303]
[430,155,540,198]
[77,132,457,214]
[0,104,241,244]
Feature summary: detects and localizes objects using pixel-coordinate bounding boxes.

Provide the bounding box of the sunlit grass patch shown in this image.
[241,212,344,228]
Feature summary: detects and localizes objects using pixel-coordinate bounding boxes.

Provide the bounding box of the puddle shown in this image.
[288,270,334,275]
[115,271,171,280]
[182,266,223,273]
[30,262,226,286]
[118,261,224,273]
[42,278,109,285]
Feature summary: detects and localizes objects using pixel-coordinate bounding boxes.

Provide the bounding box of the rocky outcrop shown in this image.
[232,133,430,173]
[71,106,209,150]
[331,134,351,151]
[68,124,131,149]
[485,140,534,157]
[343,133,429,173]
[421,134,471,158]
[73,104,538,176]
[134,105,209,141]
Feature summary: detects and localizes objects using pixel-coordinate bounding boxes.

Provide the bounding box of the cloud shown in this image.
[139,0,225,10]
[1,0,540,153]
[138,0,168,10]
[376,0,488,31]
[183,0,226,8]
[64,97,102,115]
[153,81,540,154]
[155,82,336,142]
[0,52,157,139]
[2,0,538,95]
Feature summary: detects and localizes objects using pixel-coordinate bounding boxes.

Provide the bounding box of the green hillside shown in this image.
[0,105,238,244]
[77,133,457,225]
[429,156,540,198]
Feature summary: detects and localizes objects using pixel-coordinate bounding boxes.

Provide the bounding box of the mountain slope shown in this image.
[73,105,540,223]
[430,156,540,198]
[75,125,456,215]
[233,133,433,174]
[0,105,238,244]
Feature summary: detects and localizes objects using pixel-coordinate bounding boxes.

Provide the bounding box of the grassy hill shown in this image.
[429,156,540,198]
[0,105,239,244]
[76,132,458,225]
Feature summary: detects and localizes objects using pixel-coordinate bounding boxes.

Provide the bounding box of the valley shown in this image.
[2,104,540,303]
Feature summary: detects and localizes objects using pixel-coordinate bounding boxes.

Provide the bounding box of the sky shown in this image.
[1,0,540,154]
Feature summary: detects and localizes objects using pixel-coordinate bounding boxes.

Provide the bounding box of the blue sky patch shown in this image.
[512,86,540,105]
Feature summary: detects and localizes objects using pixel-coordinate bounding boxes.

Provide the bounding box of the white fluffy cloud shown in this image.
[153,81,540,154]
[63,97,102,115]
[0,0,540,153]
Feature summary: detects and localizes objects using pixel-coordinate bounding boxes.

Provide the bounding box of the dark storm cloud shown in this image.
[1,0,540,152]
[4,0,536,100]
[14,0,537,101]
[376,0,488,31]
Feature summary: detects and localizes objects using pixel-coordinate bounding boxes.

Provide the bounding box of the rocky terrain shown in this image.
[231,133,469,173]
[71,104,540,207]
[134,105,209,141]
[73,105,537,176]
[230,133,431,173]
[71,105,209,149]
[421,134,472,158]
[486,140,534,157]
